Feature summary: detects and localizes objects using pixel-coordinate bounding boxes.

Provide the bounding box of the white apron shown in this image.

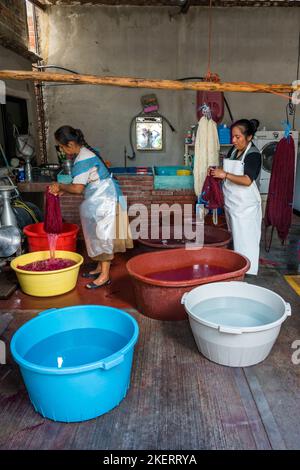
[80,179,117,258]
[223,142,262,275]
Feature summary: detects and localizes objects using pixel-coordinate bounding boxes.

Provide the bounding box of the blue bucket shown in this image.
[10,305,139,422]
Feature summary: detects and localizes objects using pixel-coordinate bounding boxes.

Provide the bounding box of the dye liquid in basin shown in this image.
[148,264,229,282]
[24,328,128,368]
[193,297,281,327]
[18,258,76,271]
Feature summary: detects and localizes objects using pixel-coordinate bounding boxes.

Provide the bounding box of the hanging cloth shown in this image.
[223,142,262,275]
[44,190,63,234]
[193,116,220,196]
[264,135,295,248]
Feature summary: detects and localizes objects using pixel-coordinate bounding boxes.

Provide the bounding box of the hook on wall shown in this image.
[199,103,212,120]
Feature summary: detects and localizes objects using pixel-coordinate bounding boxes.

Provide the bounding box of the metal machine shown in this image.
[0,179,22,260]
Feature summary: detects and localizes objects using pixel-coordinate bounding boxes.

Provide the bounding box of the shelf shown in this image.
[185,143,232,147]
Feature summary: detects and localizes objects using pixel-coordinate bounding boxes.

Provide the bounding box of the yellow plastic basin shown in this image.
[11,250,83,297]
[176,169,191,176]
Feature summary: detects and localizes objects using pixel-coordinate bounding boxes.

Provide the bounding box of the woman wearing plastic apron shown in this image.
[49,126,133,288]
[210,119,262,275]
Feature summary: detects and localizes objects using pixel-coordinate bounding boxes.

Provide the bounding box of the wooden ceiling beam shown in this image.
[39,1,300,6]
[28,0,48,10]
[0,69,298,95]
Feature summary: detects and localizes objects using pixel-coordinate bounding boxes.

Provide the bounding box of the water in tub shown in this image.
[192,297,282,328]
[148,264,229,282]
[24,329,128,368]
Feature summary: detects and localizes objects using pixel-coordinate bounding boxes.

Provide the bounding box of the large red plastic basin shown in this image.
[126,247,250,321]
[138,225,231,250]
[23,222,79,253]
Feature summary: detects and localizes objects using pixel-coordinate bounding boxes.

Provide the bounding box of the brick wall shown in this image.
[59,176,197,236]
[26,1,36,52]
[60,194,84,228]
[18,177,197,239]
[0,0,28,48]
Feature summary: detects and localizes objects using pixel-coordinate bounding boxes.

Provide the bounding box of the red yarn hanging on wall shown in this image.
[44,189,63,234]
[196,91,224,123]
[264,135,295,247]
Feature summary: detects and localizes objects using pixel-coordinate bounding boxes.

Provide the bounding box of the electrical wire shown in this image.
[12,200,39,224]
[223,96,234,123]
[33,65,80,75]
[33,65,81,87]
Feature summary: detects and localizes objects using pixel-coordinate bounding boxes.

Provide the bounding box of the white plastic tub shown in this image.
[181,281,291,367]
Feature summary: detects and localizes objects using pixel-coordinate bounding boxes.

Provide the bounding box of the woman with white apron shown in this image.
[49,126,133,288]
[210,119,262,275]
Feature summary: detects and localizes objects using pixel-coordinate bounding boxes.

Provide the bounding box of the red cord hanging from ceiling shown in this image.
[205,0,220,83]
[196,0,224,123]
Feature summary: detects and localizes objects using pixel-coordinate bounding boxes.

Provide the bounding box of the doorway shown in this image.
[0,95,29,165]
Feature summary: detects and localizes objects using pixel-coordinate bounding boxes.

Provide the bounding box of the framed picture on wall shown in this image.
[136,116,163,151]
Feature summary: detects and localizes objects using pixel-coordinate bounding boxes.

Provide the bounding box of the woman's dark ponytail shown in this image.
[249,119,260,135]
[74,128,85,146]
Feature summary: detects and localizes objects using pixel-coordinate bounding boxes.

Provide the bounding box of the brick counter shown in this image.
[18,175,197,227]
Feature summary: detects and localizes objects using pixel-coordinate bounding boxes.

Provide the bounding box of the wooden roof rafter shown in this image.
[26,0,300,7]
[27,0,47,10]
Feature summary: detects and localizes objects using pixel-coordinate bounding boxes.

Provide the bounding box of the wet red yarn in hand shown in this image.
[200,175,224,210]
[44,189,63,234]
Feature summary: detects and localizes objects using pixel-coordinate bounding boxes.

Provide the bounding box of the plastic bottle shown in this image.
[185,130,192,144]
[191,125,196,144]
[18,166,25,182]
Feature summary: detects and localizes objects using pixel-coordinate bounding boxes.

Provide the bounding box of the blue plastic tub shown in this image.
[10,305,139,422]
[153,166,194,190]
[110,166,153,175]
[154,165,189,176]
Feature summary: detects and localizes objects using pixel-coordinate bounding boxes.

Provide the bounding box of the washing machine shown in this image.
[253,130,299,197]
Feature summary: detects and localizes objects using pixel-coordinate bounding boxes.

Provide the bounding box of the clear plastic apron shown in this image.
[80,178,117,258]
[223,142,262,275]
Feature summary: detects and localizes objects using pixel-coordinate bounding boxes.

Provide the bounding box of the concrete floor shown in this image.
[0,217,299,450]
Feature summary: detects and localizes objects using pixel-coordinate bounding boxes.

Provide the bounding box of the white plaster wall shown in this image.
[38,6,300,165]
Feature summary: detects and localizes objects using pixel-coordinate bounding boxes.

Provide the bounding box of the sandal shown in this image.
[81,272,101,279]
[85,279,111,289]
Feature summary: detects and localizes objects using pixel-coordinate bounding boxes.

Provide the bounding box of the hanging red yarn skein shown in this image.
[264,135,295,246]
[44,188,63,234]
